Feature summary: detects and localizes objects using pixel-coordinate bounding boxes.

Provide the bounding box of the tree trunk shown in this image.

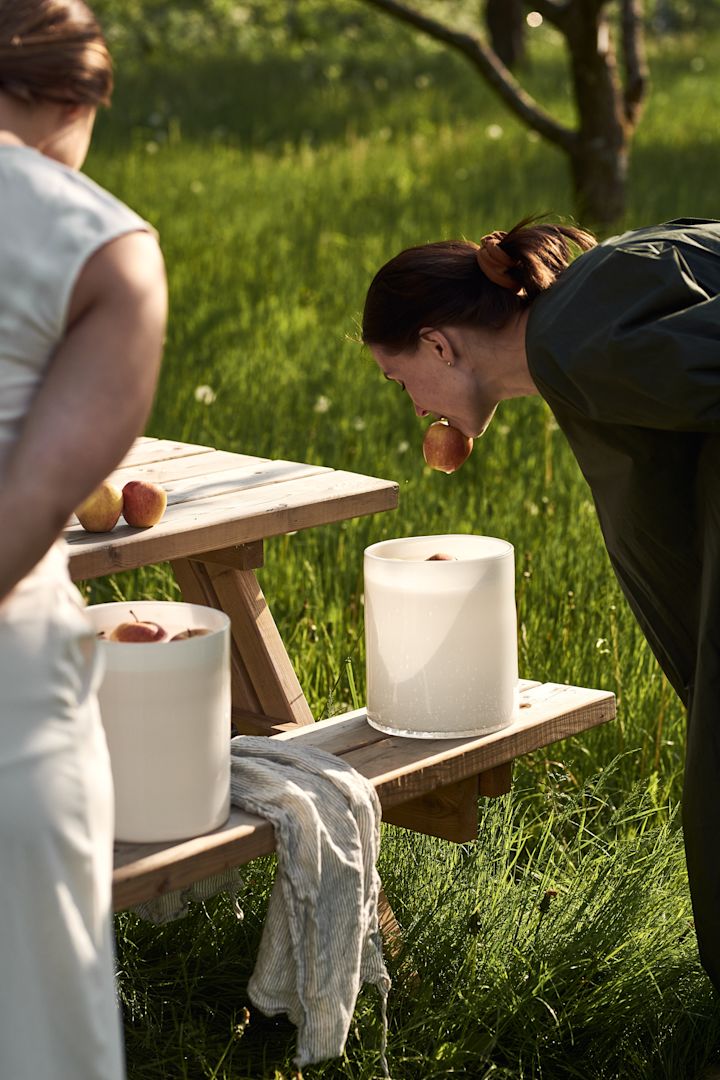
[358,0,647,228]
[563,7,630,224]
[485,0,525,70]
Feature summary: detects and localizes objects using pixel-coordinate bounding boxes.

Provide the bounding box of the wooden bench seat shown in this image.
[113,680,615,911]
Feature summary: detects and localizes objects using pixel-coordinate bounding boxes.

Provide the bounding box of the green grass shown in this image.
[79,5,720,1075]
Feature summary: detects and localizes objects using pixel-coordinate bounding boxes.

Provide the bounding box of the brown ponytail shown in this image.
[362,218,596,354]
[0,0,112,108]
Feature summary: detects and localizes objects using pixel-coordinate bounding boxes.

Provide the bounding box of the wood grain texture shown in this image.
[339,686,615,809]
[382,775,480,841]
[111,449,268,486]
[113,808,274,910]
[206,563,314,727]
[478,761,513,797]
[115,438,215,468]
[191,541,264,570]
[67,469,398,580]
[171,558,263,715]
[113,682,615,911]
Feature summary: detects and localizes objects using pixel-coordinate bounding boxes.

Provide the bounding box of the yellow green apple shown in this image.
[76,480,123,532]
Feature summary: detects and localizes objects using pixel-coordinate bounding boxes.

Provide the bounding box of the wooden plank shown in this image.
[113,808,275,910]
[206,563,314,727]
[139,460,331,509]
[382,775,480,841]
[478,761,513,797]
[192,541,264,571]
[68,460,328,528]
[377,886,405,961]
[113,682,614,910]
[231,707,300,736]
[171,558,263,716]
[67,470,399,580]
[336,685,615,808]
[117,438,216,468]
[110,449,268,486]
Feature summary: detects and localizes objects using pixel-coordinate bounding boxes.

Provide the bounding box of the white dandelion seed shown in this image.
[313,395,331,414]
[486,124,504,140]
[194,384,216,405]
[397,440,410,454]
[352,417,366,431]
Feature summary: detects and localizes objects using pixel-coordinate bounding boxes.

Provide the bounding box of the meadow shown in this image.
[84,4,720,1076]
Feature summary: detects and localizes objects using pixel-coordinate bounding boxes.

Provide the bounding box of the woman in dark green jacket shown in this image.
[362,217,720,992]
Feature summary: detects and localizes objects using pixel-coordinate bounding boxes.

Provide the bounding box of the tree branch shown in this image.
[531,1,572,29]
[359,0,577,151]
[620,0,648,126]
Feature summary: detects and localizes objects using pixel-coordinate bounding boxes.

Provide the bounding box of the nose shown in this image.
[414,404,429,418]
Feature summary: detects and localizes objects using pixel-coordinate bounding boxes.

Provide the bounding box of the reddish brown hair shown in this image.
[0,0,112,107]
[362,219,596,353]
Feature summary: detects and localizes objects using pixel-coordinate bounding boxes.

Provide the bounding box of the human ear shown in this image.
[419,328,455,367]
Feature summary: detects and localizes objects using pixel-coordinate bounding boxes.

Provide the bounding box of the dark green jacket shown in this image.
[526,219,720,990]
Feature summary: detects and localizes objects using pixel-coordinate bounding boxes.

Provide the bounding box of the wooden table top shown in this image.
[65,437,399,581]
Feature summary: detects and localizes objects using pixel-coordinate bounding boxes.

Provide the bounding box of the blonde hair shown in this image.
[0,0,112,107]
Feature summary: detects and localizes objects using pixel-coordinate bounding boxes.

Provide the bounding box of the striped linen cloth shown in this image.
[231,736,391,1072]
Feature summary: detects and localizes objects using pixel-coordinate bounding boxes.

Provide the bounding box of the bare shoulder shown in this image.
[68,230,167,327]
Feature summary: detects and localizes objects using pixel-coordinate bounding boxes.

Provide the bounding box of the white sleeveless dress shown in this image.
[0,144,150,1080]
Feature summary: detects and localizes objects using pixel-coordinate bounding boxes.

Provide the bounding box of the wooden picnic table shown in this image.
[64,437,616,913]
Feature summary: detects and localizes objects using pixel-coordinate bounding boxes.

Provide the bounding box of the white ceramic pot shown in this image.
[86,600,231,842]
[364,534,518,738]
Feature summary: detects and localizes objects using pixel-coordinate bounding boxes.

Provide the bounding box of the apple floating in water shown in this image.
[75,480,123,532]
[122,480,168,528]
[422,420,473,473]
[170,628,212,641]
[426,553,457,561]
[108,611,168,643]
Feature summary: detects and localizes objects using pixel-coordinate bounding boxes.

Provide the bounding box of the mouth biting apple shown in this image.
[422,420,474,473]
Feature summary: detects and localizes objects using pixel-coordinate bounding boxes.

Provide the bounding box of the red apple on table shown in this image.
[122,480,167,527]
[422,420,473,474]
[76,480,124,532]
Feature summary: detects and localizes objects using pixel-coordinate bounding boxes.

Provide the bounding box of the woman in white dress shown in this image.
[0,3,167,1076]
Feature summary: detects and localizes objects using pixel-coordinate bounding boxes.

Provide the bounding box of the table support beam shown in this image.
[171,557,314,731]
[382,775,480,842]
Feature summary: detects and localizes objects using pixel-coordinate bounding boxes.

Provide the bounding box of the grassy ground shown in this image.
[81,5,720,1076]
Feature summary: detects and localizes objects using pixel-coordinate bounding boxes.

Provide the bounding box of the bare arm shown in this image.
[0,230,168,600]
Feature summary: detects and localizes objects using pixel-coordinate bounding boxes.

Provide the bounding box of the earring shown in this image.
[446,361,451,367]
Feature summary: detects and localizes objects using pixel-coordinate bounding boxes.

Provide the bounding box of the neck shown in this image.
[462,309,538,402]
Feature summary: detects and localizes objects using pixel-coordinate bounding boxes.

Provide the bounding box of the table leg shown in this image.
[171,555,314,734]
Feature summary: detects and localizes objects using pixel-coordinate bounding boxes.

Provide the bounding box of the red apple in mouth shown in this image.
[422,420,473,473]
